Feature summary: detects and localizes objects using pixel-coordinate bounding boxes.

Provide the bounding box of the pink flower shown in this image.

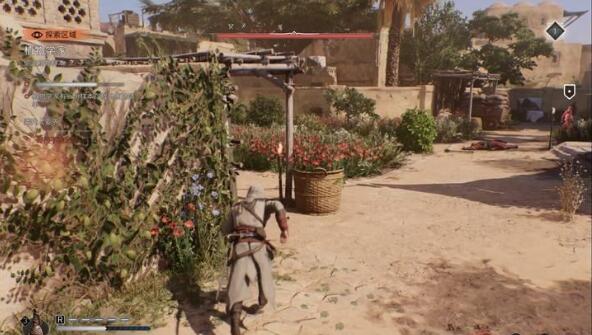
[184,220,194,229]
[173,227,184,238]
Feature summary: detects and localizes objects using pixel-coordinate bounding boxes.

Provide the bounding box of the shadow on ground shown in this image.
[474,158,558,173]
[481,132,551,145]
[385,262,591,335]
[168,280,227,335]
[358,169,592,216]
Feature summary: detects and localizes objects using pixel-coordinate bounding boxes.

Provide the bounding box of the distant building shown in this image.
[0,0,106,58]
[481,1,590,88]
[100,10,198,58]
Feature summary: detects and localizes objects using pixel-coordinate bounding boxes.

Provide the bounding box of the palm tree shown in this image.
[380,0,434,86]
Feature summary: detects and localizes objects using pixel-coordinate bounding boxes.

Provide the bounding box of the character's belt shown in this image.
[226,241,265,266]
[226,232,258,240]
[227,225,267,243]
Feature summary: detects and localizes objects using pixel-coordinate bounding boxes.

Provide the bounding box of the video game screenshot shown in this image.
[0,0,591,334]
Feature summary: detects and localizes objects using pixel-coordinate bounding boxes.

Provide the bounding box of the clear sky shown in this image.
[99,0,591,44]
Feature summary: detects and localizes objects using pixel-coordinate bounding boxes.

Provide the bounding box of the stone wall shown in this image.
[521,41,586,88]
[0,0,106,58]
[299,39,379,87]
[233,76,434,118]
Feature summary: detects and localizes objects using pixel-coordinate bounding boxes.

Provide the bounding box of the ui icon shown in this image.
[546,21,565,40]
[21,309,49,335]
[563,84,576,100]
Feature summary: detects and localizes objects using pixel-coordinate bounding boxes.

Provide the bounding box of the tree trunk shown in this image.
[386,6,404,87]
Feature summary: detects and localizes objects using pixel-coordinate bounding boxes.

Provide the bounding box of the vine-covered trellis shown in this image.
[56,49,305,202]
[0,28,238,298]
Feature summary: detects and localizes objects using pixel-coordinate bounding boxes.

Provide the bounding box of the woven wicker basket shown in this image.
[293,168,344,214]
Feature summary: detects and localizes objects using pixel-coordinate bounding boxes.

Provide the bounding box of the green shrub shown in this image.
[349,119,377,137]
[397,108,437,153]
[377,117,400,138]
[247,95,284,126]
[229,102,248,124]
[231,125,404,178]
[295,113,328,132]
[436,114,481,143]
[231,125,281,171]
[435,114,460,143]
[325,87,378,125]
[458,117,482,140]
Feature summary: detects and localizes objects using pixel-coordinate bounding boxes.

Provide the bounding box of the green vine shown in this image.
[0,28,235,299]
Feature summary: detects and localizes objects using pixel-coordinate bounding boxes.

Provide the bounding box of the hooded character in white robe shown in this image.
[221,185,289,335]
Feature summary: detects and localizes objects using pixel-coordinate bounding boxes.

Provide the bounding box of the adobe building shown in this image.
[100,10,198,58]
[0,0,107,58]
[482,1,590,88]
[480,1,591,119]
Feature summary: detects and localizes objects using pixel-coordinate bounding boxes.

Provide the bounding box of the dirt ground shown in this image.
[154,125,591,335]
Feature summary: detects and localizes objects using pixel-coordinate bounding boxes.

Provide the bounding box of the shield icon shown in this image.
[564,84,576,100]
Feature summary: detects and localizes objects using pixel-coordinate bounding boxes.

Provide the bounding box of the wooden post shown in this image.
[284,73,295,204]
[549,107,556,150]
[468,78,475,121]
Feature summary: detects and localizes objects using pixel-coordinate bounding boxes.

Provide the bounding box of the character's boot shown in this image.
[230,302,243,335]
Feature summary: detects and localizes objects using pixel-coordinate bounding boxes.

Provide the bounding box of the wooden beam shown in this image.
[251,70,293,92]
[468,79,475,121]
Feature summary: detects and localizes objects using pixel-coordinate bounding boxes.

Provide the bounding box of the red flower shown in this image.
[161,216,169,224]
[186,203,196,212]
[184,220,194,229]
[169,222,177,229]
[173,227,184,238]
[150,227,159,237]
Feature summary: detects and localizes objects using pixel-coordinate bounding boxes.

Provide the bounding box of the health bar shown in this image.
[35,82,124,88]
[216,32,374,40]
[57,325,150,332]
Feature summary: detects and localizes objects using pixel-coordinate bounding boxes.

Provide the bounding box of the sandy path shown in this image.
[155,126,591,335]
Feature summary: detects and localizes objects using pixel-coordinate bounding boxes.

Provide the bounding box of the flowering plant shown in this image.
[232,125,404,177]
[292,132,347,172]
[151,170,228,276]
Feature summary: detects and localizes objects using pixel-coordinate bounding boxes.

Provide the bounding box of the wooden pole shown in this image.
[468,78,475,121]
[549,107,556,150]
[277,143,284,203]
[285,73,295,204]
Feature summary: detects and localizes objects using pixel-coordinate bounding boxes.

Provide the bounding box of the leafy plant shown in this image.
[292,132,347,172]
[462,11,553,85]
[557,160,587,221]
[142,0,377,53]
[231,125,282,171]
[0,28,235,299]
[457,117,481,140]
[295,113,328,132]
[377,117,401,138]
[247,95,284,127]
[436,114,461,143]
[435,114,480,143]
[397,108,437,153]
[325,87,377,125]
[400,3,553,86]
[229,102,248,125]
[400,1,470,85]
[231,125,404,178]
[0,272,177,335]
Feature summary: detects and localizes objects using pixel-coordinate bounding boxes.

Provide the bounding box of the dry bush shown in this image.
[557,160,587,221]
